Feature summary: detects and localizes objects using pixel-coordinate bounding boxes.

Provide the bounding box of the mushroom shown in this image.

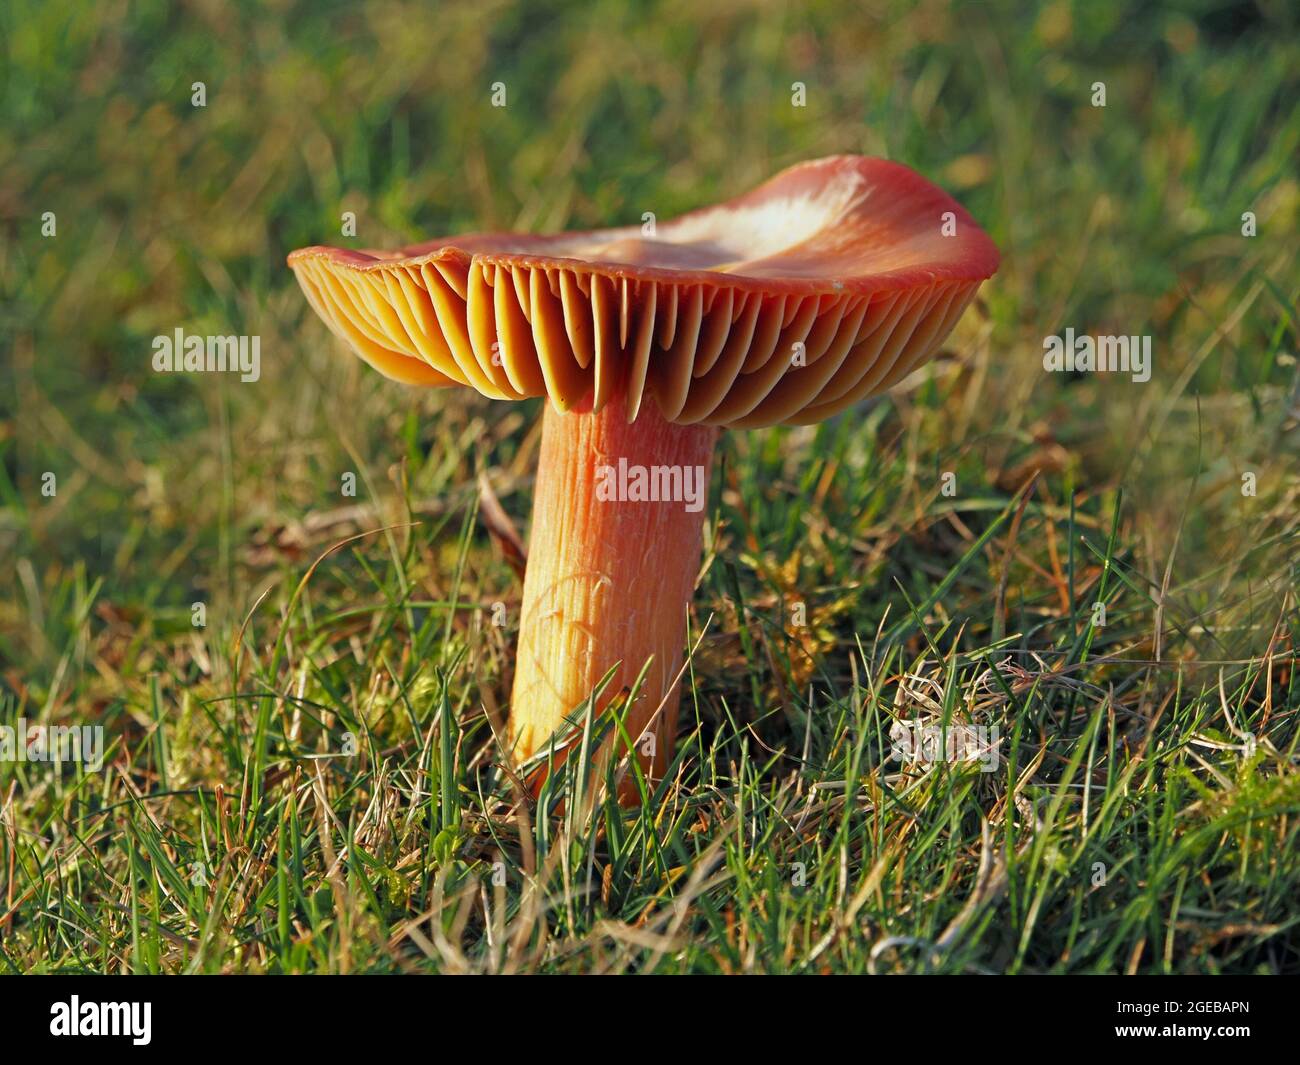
[288,155,999,794]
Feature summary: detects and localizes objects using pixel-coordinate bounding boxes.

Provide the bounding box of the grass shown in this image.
[1,0,1298,973]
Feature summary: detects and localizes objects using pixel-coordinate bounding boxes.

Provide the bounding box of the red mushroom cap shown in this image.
[288,155,998,427]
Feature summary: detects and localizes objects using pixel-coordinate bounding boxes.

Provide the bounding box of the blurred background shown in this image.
[7,0,1289,681]
[2,0,1297,762]
[0,0,1289,743]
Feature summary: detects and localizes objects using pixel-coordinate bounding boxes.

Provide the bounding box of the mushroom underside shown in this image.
[291,256,980,428]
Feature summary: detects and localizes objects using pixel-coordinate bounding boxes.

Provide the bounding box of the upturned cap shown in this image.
[288,155,998,428]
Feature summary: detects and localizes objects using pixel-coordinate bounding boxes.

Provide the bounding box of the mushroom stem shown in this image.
[509,385,717,788]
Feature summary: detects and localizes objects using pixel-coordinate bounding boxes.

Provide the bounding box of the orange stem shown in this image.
[509,386,717,789]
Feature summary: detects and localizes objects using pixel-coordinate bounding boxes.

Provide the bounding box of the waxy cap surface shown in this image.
[288,156,998,428]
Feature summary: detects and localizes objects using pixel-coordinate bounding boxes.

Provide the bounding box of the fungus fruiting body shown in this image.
[289,155,999,793]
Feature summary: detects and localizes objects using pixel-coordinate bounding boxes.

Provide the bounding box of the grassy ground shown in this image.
[2,0,1298,973]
